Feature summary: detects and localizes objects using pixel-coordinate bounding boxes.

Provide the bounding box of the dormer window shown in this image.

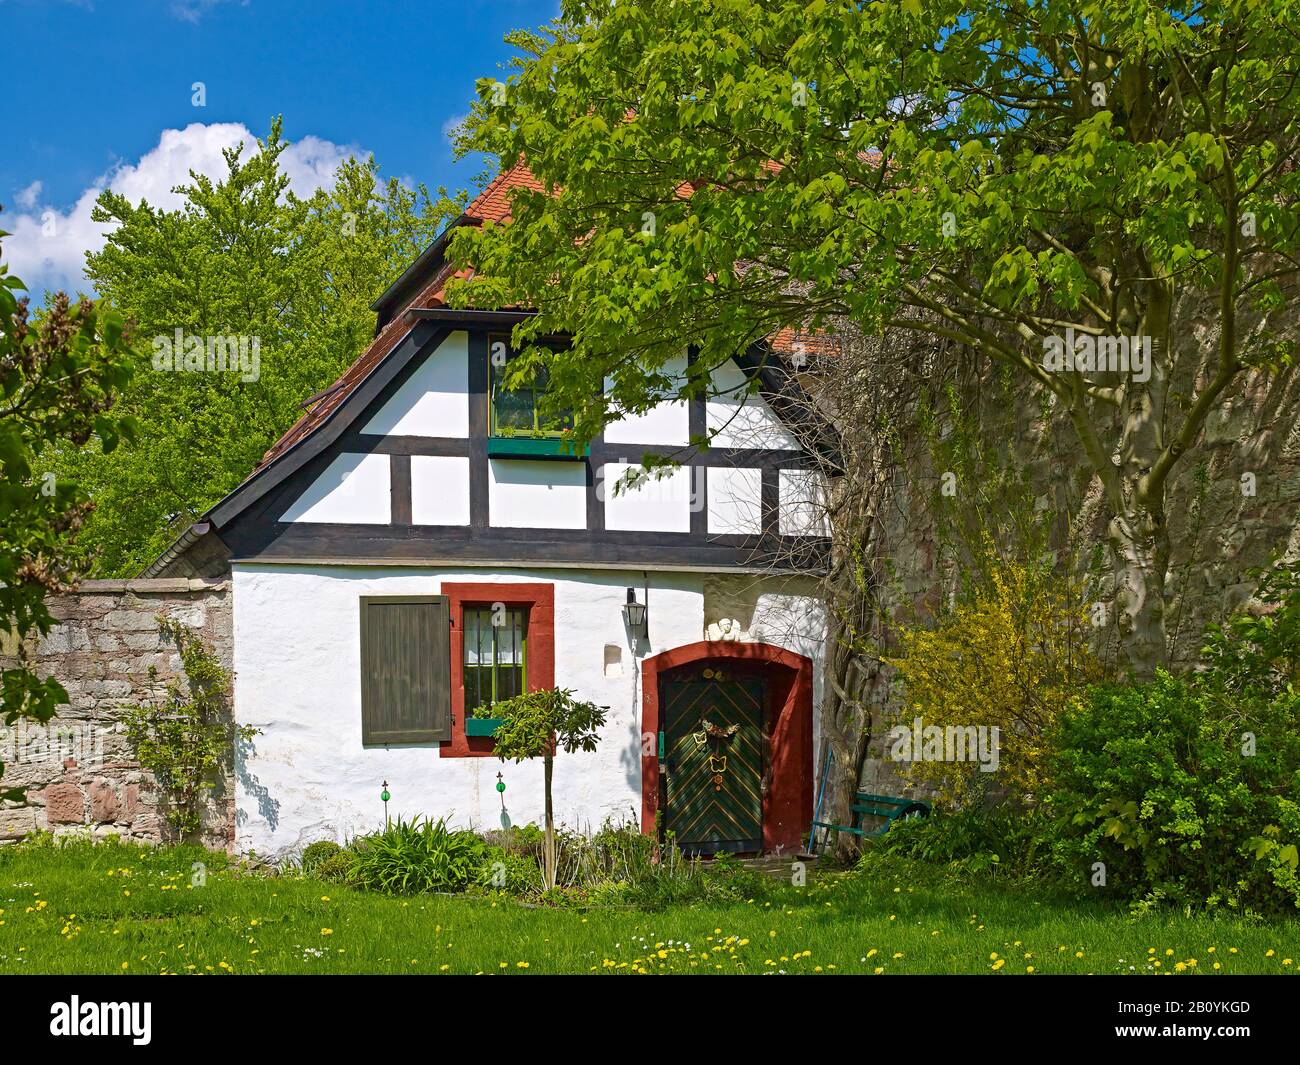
[489,334,574,438]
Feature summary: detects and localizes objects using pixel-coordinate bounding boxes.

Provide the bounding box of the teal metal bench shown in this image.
[810,791,930,851]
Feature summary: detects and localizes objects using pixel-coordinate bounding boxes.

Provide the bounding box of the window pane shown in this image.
[497,610,522,666]
[464,609,481,665]
[493,386,535,432]
[464,667,489,712]
[498,663,523,701]
[463,604,528,713]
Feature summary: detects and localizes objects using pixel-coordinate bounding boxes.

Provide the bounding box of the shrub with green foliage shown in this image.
[300,840,342,873]
[870,562,1300,915]
[349,817,487,895]
[871,806,1047,880]
[1042,562,1300,913]
[312,850,357,886]
[1046,671,1300,913]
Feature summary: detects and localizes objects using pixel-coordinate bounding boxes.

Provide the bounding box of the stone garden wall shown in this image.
[0,579,234,849]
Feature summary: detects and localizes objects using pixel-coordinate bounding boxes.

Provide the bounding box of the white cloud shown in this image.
[1,122,360,299]
[170,0,248,24]
[442,113,469,141]
[13,181,42,209]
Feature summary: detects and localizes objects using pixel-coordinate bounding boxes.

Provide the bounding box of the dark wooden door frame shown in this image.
[641,640,814,853]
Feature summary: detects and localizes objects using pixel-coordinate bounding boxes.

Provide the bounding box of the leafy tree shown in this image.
[0,236,137,801]
[473,687,607,890]
[57,119,464,574]
[452,1,1300,681]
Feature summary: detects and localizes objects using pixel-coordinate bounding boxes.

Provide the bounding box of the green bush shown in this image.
[312,850,357,885]
[474,846,543,896]
[1045,671,1300,913]
[349,817,487,895]
[301,840,342,873]
[865,561,1300,914]
[870,806,1044,879]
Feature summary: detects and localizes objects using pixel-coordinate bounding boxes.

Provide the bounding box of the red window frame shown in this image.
[440,582,555,758]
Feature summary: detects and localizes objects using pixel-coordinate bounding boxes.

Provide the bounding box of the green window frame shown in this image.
[463,605,529,714]
[488,334,574,438]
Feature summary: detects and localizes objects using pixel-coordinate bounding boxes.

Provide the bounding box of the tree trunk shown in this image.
[1108,287,1174,677]
[818,616,876,863]
[543,751,556,891]
[1108,501,1170,677]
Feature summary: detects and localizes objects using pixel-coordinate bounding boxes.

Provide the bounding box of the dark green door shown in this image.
[662,674,764,854]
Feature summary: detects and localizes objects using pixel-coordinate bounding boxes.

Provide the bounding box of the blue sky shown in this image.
[0,0,557,297]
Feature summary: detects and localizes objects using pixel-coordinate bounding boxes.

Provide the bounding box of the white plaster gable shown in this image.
[603,353,691,446]
[488,458,587,529]
[411,455,471,525]
[778,467,830,536]
[361,330,469,438]
[707,359,802,450]
[280,452,391,524]
[707,466,763,535]
[602,462,694,533]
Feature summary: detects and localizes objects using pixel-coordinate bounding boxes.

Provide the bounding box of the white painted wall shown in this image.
[778,468,831,536]
[707,466,763,534]
[411,455,470,526]
[361,330,469,437]
[708,359,801,450]
[601,462,695,533]
[603,353,690,446]
[488,458,587,529]
[280,452,391,524]
[231,563,825,856]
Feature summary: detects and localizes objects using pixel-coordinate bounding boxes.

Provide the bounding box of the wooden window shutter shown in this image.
[359,595,451,744]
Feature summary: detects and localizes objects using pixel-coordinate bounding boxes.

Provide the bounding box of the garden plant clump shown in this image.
[874,561,1300,916]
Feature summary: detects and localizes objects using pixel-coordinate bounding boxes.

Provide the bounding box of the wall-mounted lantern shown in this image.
[622,587,649,644]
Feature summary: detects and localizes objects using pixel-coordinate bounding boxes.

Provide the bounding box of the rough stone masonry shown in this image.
[0,579,234,849]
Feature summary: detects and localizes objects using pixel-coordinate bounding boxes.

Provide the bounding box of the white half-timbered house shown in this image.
[149,165,833,858]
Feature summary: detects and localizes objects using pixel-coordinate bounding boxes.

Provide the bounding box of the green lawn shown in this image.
[0,839,1296,975]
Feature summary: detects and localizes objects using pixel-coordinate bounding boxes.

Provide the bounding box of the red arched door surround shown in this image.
[641,640,814,853]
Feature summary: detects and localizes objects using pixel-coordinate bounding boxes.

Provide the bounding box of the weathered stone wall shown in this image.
[850,348,1300,801]
[0,579,234,848]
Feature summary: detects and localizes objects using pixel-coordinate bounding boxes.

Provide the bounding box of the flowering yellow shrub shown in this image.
[885,560,1100,805]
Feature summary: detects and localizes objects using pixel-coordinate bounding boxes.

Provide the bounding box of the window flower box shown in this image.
[486,437,589,460]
